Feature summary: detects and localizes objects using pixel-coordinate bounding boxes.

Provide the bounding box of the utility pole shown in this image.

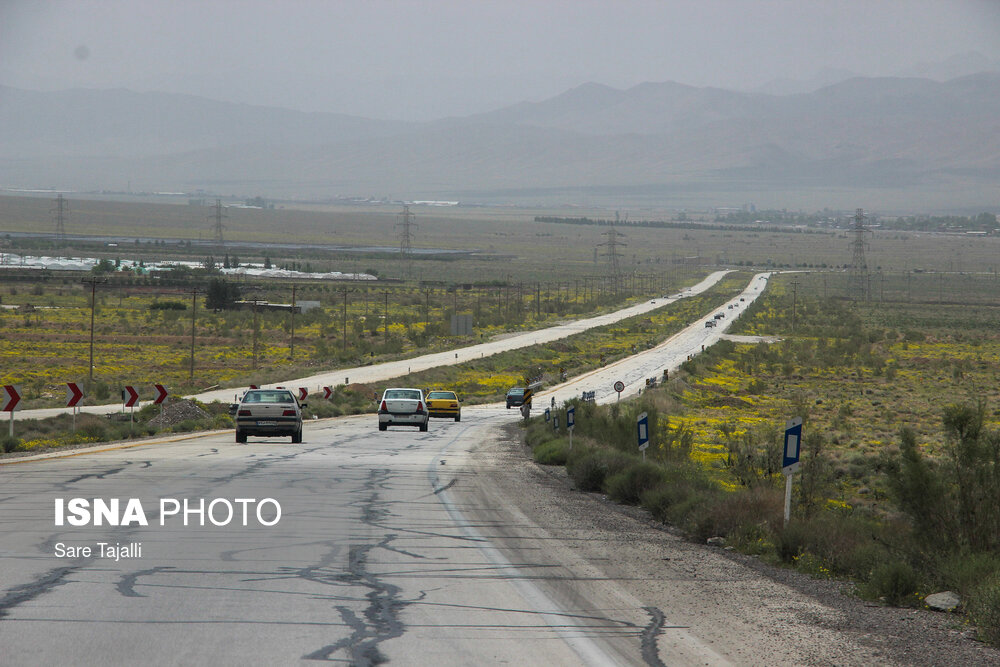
[252,300,260,369]
[51,194,69,244]
[383,290,390,339]
[289,284,297,360]
[339,287,352,351]
[790,281,799,332]
[82,277,106,382]
[189,287,203,382]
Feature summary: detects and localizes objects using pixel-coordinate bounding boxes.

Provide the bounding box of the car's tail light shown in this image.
[416,401,424,412]
[238,409,251,416]
[282,409,296,416]
[380,400,387,411]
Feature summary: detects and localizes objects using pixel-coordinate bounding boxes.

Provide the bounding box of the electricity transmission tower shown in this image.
[599,226,626,275]
[51,194,69,243]
[209,199,227,246]
[396,205,416,257]
[849,208,871,301]
[598,226,627,294]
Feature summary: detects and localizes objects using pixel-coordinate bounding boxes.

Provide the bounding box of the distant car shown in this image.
[426,390,461,421]
[506,387,527,409]
[378,388,429,431]
[705,320,715,328]
[232,388,304,443]
[714,313,725,319]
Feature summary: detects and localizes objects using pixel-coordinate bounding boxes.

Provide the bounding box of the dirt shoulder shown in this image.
[452,422,1000,666]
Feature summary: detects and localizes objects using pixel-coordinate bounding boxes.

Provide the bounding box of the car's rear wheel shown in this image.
[235,430,247,443]
[378,423,387,431]
[291,429,302,443]
[454,414,461,422]
[419,422,428,432]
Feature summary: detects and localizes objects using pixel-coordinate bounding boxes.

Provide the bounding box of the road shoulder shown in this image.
[450,423,1000,666]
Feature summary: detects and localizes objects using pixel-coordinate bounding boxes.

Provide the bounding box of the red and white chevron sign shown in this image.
[323,386,332,399]
[297,387,308,401]
[153,384,169,405]
[1,385,21,412]
[66,382,84,408]
[123,385,139,408]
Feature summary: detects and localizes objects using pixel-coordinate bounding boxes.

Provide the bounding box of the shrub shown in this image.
[605,462,668,505]
[861,560,922,607]
[702,485,782,542]
[212,414,233,429]
[969,574,1000,646]
[79,421,108,442]
[935,551,1000,598]
[150,301,187,311]
[776,520,809,563]
[567,449,634,492]
[533,439,568,466]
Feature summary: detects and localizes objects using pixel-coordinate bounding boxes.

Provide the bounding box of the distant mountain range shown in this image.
[2,70,999,211]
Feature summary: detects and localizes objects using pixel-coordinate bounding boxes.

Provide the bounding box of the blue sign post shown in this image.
[782,417,803,526]
[637,411,649,461]
[566,406,575,450]
[544,407,551,422]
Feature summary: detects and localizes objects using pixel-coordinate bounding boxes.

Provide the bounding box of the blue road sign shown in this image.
[637,411,649,451]
[782,417,803,474]
[544,407,551,422]
[553,416,559,431]
[566,406,575,429]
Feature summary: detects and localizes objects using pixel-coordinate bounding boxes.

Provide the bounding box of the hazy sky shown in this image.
[3,0,1000,121]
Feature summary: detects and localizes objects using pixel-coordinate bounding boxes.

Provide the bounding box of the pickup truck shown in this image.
[378,388,429,431]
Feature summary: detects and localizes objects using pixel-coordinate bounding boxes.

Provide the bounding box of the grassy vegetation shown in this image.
[524,273,1000,645]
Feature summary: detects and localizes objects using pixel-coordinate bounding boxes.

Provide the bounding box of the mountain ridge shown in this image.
[1,74,998,209]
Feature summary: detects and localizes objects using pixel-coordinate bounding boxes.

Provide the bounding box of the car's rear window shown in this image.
[384,389,421,400]
[427,391,456,400]
[508,388,525,395]
[244,390,295,404]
